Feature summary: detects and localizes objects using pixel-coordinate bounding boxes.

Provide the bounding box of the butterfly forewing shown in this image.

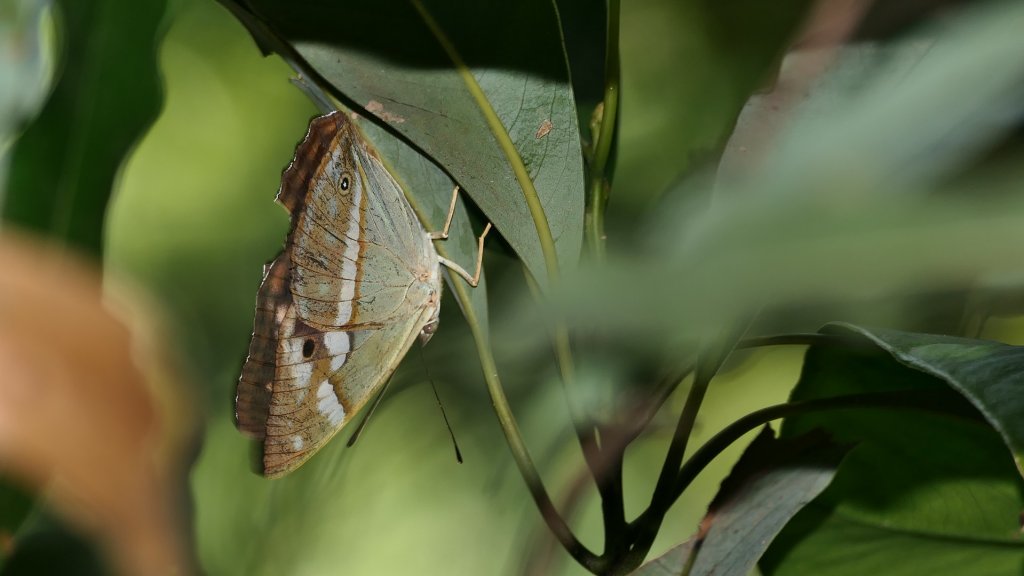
[235,112,442,477]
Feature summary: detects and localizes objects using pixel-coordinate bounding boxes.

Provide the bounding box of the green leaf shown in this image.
[762,325,1024,576]
[224,0,585,287]
[2,0,167,258]
[635,428,848,576]
[546,192,1024,355]
[827,324,1024,473]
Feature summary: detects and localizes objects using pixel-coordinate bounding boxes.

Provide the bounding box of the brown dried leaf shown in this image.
[0,231,194,575]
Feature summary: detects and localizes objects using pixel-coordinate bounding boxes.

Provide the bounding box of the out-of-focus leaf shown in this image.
[3,512,109,576]
[0,232,194,575]
[0,0,50,139]
[0,0,52,202]
[761,324,1024,575]
[223,0,585,287]
[0,478,34,566]
[523,2,1024,354]
[614,0,810,209]
[715,0,875,194]
[2,0,167,258]
[634,428,848,576]
[726,1,1024,198]
[542,192,1024,355]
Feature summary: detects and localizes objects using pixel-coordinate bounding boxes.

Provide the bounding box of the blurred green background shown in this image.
[102,1,807,574]
[0,0,1004,573]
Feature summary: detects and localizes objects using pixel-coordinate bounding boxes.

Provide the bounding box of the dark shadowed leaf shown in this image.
[634,428,848,576]
[0,479,34,569]
[222,0,585,287]
[2,0,167,258]
[762,324,1024,575]
[552,0,606,157]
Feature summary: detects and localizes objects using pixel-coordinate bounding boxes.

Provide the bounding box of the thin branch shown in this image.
[468,321,599,570]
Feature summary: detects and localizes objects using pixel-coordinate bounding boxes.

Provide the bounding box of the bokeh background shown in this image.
[4,0,1024,574]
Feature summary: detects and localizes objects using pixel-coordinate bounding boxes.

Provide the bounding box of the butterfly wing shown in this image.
[235,112,440,477]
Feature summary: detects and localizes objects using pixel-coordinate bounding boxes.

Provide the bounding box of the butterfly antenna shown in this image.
[419,346,463,463]
[346,375,393,447]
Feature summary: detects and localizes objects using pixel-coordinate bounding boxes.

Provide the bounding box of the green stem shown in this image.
[523,268,602,500]
[461,289,598,570]
[648,359,712,508]
[584,0,620,261]
[625,320,749,568]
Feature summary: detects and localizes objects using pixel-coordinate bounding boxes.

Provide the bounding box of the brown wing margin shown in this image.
[235,255,292,439]
[237,112,346,437]
[277,112,346,213]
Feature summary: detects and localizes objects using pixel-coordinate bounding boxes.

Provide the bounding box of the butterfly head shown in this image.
[419,315,439,345]
[416,264,442,345]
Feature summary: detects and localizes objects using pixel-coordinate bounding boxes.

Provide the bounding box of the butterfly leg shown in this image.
[428,185,461,241]
[437,223,492,287]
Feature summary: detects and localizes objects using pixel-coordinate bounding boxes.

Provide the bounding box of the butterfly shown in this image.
[235,111,489,477]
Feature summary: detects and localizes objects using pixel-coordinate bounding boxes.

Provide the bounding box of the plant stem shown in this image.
[584,0,620,261]
[469,319,599,570]
[622,352,716,568]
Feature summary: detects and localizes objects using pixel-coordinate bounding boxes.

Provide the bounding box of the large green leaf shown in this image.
[830,324,1024,472]
[762,325,1024,575]
[634,428,848,576]
[222,0,585,287]
[2,0,167,258]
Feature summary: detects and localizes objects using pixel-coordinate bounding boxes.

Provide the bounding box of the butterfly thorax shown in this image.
[414,252,443,345]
